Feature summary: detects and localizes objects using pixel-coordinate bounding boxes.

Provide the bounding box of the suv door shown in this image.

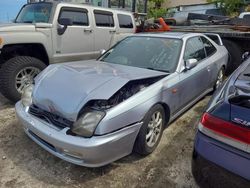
[178,36,211,109]
[53,7,95,63]
[93,10,116,51]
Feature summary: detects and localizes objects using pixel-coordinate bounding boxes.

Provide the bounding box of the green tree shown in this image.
[147,0,167,18]
[208,0,244,16]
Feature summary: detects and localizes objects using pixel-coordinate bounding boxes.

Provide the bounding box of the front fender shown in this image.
[95,82,164,135]
[0,31,52,60]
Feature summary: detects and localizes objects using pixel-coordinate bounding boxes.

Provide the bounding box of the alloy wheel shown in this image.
[215,69,224,89]
[146,111,163,148]
[15,67,40,93]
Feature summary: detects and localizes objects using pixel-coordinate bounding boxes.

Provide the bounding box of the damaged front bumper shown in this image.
[15,102,142,167]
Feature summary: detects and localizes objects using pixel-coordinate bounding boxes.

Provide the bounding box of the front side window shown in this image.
[94,10,114,27]
[99,36,182,73]
[118,14,133,28]
[201,36,217,57]
[184,37,206,61]
[59,8,88,26]
[15,3,52,23]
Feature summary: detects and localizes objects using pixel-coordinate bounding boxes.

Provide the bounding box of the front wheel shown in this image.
[134,104,165,155]
[0,56,46,102]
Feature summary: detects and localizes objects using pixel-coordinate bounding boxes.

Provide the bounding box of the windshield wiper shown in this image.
[146,67,170,73]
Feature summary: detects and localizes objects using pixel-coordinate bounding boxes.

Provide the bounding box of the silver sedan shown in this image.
[16,32,228,167]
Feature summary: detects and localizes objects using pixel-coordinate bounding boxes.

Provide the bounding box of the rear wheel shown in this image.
[214,67,225,90]
[0,56,46,102]
[134,104,165,155]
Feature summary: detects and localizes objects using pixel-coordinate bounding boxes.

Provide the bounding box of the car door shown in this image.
[93,9,116,52]
[178,36,211,109]
[201,36,219,86]
[52,7,95,63]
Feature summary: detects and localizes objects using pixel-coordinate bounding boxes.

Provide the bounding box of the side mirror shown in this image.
[57,18,73,35]
[100,49,106,55]
[185,58,198,70]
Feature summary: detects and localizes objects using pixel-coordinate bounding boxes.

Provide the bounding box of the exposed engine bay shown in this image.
[85,76,166,111]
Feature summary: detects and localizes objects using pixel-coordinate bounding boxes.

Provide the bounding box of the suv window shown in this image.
[118,14,133,28]
[201,37,217,57]
[94,10,114,27]
[59,8,88,26]
[184,37,206,61]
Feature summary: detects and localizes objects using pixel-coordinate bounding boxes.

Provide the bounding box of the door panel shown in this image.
[178,61,210,109]
[93,10,116,52]
[52,7,95,63]
[178,37,211,109]
[201,36,220,87]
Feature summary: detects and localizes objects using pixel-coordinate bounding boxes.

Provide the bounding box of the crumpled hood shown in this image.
[33,60,167,121]
[0,23,35,32]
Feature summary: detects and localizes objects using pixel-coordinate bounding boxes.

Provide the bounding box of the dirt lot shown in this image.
[0,93,210,188]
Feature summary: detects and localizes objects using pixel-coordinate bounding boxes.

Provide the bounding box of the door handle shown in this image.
[84,29,93,33]
[109,30,116,34]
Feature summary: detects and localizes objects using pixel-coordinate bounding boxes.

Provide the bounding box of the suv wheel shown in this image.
[0,56,46,102]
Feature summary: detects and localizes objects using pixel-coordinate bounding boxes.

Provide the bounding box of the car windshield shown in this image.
[15,3,52,23]
[99,36,182,73]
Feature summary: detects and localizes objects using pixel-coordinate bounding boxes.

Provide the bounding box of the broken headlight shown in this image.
[21,85,33,107]
[71,110,105,137]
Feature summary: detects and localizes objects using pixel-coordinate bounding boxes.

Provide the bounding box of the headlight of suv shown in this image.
[71,110,105,137]
[21,85,33,107]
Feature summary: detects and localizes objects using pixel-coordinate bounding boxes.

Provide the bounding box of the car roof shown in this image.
[134,32,202,39]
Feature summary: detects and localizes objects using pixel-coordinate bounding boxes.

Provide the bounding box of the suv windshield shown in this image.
[99,36,182,73]
[15,3,52,23]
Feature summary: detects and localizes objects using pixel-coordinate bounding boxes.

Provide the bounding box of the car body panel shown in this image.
[194,131,250,180]
[16,101,142,167]
[33,60,167,121]
[0,23,36,32]
[193,58,250,182]
[16,32,228,166]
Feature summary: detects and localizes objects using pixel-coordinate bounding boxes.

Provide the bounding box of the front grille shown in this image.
[29,104,73,129]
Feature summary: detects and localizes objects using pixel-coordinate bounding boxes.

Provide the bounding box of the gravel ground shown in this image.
[0,93,210,188]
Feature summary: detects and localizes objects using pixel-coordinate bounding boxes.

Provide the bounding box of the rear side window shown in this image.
[94,10,114,27]
[201,37,217,57]
[59,8,88,26]
[184,37,206,61]
[118,14,133,28]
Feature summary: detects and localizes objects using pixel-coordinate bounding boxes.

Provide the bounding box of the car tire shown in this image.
[223,40,242,75]
[133,104,165,155]
[0,56,46,102]
[213,67,225,91]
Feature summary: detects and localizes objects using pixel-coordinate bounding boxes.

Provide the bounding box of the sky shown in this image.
[0,0,27,22]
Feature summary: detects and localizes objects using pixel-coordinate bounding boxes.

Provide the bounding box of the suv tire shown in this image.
[0,56,46,102]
